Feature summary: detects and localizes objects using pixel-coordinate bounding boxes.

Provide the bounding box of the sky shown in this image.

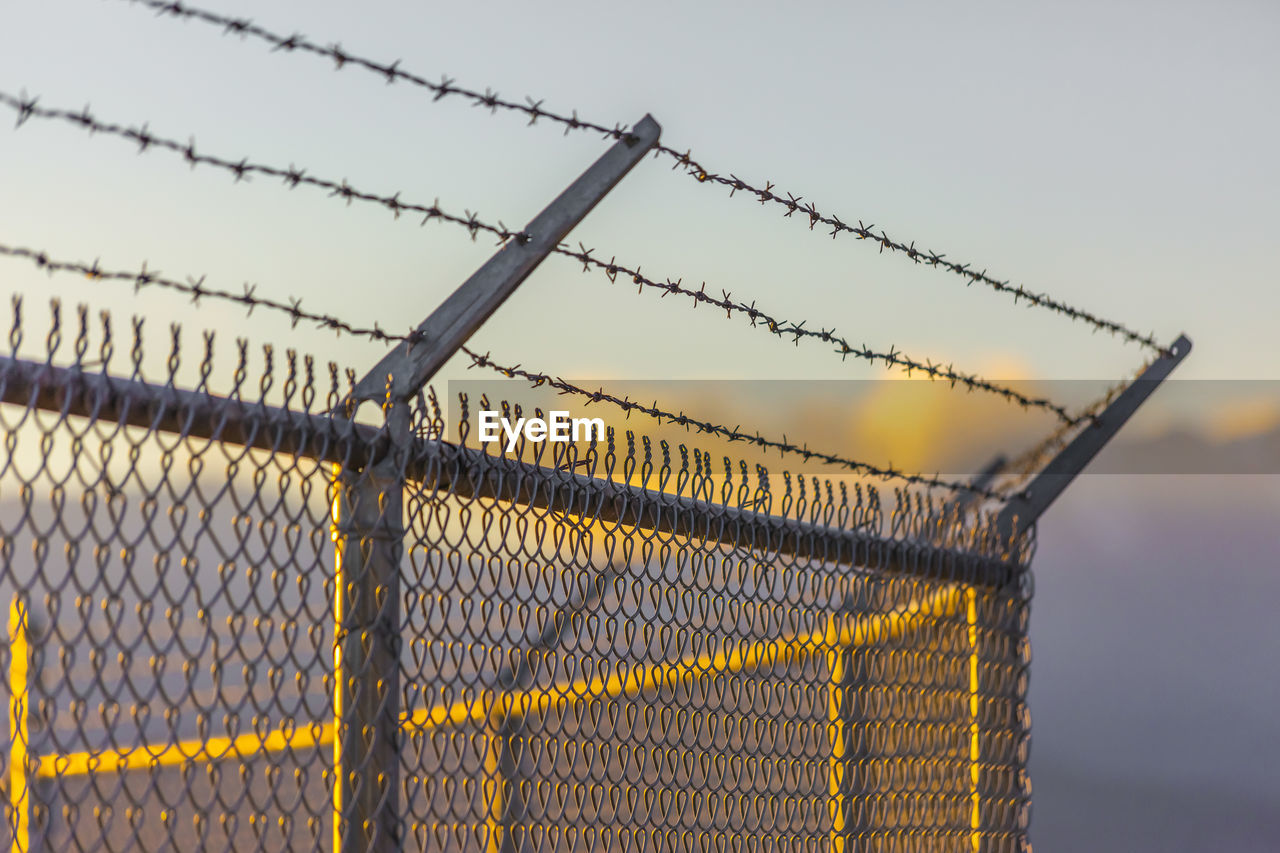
[1,1,1278,849]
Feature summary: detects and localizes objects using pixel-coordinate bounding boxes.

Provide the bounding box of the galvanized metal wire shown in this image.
[0,299,1033,851]
[111,0,1166,355]
[0,91,1093,427]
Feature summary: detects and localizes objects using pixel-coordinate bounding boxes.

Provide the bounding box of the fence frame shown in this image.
[0,105,1192,850]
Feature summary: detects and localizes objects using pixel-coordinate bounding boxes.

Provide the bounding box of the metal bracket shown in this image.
[352,114,662,403]
[997,334,1192,541]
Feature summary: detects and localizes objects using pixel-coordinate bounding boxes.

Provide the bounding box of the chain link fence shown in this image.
[0,4,1203,848]
[0,302,1033,852]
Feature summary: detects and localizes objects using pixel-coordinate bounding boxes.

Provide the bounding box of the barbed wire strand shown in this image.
[456,347,1006,498]
[0,92,523,245]
[0,242,1007,499]
[0,242,401,344]
[553,243,1083,424]
[114,0,1167,356]
[0,91,1084,426]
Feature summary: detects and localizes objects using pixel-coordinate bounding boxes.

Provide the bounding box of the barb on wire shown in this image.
[0,91,1082,426]
[113,0,1167,356]
[0,242,1002,499]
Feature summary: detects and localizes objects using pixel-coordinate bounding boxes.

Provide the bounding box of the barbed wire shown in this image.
[458,347,1005,499]
[0,242,407,345]
[0,92,527,247]
[0,241,1004,499]
[650,169,1168,357]
[0,90,1083,426]
[114,0,1167,356]
[554,244,1083,425]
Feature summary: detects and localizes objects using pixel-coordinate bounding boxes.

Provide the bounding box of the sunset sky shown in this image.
[1,1,1277,848]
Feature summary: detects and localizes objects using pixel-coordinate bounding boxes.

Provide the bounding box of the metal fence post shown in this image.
[333,403,407,853]
[331,115,659,852]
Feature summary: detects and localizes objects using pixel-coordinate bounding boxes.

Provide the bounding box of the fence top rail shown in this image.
[0,353,1027,589]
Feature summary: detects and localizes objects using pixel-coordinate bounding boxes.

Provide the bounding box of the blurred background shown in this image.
[1,1,1276,849]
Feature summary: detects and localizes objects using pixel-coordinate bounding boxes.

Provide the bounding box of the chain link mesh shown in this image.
[0,301,1032,851]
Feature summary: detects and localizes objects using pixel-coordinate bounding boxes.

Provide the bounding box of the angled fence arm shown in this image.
[333,115,661,853]
[997,334,1192,542]
[352,115,662,405]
